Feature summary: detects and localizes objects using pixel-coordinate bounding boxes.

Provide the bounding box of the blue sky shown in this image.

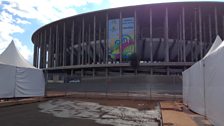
[0,0,223,63]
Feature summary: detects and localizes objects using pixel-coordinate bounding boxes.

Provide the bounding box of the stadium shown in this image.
[32,1,224,83]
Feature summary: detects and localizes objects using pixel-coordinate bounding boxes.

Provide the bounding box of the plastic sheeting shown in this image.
[182,35,224,126]
[15,68,45,97]
[188,61,205,115]
[0,64,16,98]
[204,48,224,126]
[182,69,189,105]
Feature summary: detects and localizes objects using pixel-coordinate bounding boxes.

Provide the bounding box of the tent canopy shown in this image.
[203,36,222,59]
[0,41,35,68]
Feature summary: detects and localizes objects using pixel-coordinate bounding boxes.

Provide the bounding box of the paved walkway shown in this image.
[160,101,213,126]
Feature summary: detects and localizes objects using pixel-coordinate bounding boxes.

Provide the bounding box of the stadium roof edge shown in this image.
[32,1,224,43]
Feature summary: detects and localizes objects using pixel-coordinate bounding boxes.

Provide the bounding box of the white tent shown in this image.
[0,41,45,98]
[203,36,223,58]
[182,35,224,126]
[203,44,224,126]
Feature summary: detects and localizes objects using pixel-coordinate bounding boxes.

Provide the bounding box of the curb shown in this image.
[0,92,182,108]
[0,98,45,107]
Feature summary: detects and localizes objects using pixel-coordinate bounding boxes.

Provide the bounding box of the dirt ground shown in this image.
[160,101,212,126]
[0,92,213,126]
[162,110,198,126]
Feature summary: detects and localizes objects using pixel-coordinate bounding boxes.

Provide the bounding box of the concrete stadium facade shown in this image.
[32,2,224,82]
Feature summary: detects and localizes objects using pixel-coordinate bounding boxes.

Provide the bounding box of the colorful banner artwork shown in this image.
[122,17,135,60]
[108,19,120,60]
[108,17,135,60]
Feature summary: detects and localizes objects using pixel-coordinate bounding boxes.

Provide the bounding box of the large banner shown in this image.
[108,19,120,60]
[122,17,135,60]
[108,17,135,61]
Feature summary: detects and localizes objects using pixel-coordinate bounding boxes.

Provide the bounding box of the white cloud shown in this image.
[15,18,31,24]
[0,34,33,63]
[0,10,32,62]
[0,0,103,64]
[14,38,33,61]
[0,11,15,23]
[2,0,103,24]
